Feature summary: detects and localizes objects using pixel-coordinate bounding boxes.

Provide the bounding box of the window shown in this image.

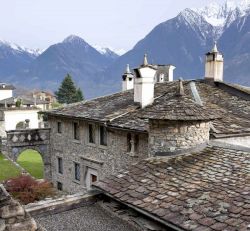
[91,174,97,183]
[159,73,164,82]
[57,122,62,133]
[127,133,132,152]
[73,122,80,140]
[57,157,63,174]
[88,124,95,144]
[135,135,139,152]
[100,125,107,146]
[57,182,63,191]
[74,162,80,181]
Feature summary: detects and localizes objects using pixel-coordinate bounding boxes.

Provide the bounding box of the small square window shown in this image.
[91,174,97,183]
[57,157,63,174]
[89,124,95,144]
[57,182,63,191]
[57,122,62,133]
[73,122,80,140]
[100,125,107,146]
[74,162,80,181]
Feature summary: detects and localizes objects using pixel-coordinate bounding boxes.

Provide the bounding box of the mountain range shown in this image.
[0,0,250,98]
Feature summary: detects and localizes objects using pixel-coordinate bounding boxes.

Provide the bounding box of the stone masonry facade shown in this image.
[149,120,210,155]
[49,116,148,193]
[0,184,45,231]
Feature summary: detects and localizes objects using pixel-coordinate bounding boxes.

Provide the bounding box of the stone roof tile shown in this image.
[46,80,250,135]
[94,146,250,230]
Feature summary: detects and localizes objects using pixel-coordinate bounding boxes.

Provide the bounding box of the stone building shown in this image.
[45,44,250,196]
[0,184,44,231]
[94,45,250,230]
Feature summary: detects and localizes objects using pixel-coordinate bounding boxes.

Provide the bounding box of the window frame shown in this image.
[73,122,80,140]
[57,121,62,134]
[57,157,63,174]
[99,125,107,146]
[127,133,132,152]
[57,181,63,191]
[74,162,81,181]
[88,123,95,144]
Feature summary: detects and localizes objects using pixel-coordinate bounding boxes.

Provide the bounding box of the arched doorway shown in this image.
[17,149,44,179]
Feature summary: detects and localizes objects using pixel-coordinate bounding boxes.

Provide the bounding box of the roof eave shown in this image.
[92,187,186,231]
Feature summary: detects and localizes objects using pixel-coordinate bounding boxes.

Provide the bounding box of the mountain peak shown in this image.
[0,39,42,56]
[193,0,250,27]
[62,35,87,44]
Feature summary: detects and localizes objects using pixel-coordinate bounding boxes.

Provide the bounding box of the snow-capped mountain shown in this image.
[193,0,250,37]
[0,40,42,57]
[102,0,250,94]
[93,45,125,56]
[1,0,250,98]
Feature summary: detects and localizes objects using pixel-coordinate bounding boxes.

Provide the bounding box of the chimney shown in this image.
[155,65,176,82]
[122,64,134,91]
[134,54,157,108]
[167,65,176,82]
[205,42,224,82]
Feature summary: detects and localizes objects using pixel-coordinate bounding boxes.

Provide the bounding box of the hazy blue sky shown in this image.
[0,0,225,51]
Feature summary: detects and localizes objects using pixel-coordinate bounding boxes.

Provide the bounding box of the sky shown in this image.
[0,0,225,52]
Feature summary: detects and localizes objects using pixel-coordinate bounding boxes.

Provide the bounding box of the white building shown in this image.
[0,83,15,101]
[0,83,44,137]
[0,108,40,137]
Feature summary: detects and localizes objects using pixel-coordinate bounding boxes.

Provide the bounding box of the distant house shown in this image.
[0,84,48,137]
[32,90,57,110]
[0,83,15,101]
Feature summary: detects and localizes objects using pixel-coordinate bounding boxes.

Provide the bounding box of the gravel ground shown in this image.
[36,203,138,231]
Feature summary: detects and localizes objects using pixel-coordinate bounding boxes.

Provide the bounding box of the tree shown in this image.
[76,88,84,102]
[55,74,84,104]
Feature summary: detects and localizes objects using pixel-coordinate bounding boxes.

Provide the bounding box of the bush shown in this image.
[4,175,55,204]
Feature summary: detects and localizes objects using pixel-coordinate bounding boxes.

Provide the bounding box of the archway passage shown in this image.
[17,149,44,179]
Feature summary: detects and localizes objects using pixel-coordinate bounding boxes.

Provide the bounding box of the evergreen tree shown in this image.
[55,74,84,104]
[76,88,84,101]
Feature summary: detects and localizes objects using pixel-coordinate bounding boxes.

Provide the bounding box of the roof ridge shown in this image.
[220,82,250,95]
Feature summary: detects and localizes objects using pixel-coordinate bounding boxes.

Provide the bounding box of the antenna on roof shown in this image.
[126,64,131,73]
[143,54,148,66]
[212,41,218,53]
[176,78,185,96]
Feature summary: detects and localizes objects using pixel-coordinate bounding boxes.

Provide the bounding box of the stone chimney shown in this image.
[122,64,134,91]
[155,65,176,82]
[133,54,157,108]
[205,42,224,82]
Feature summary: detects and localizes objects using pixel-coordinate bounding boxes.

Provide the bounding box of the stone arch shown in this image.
[12,145,47,163]
[11,144,51,180]
[16,147,44,179]
[2,128,52,181]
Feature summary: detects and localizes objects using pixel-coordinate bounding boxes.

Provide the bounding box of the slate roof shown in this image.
[0,83,15,90]
[0,97,49,106]
[46,80,250,136]
[139,94,220,121]
[94,145,250,231]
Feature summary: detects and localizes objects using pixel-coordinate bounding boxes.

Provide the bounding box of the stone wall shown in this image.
[2,128,52,181]
[49,116,149,193]
[149,120,210,155]
[0,184,45,231]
